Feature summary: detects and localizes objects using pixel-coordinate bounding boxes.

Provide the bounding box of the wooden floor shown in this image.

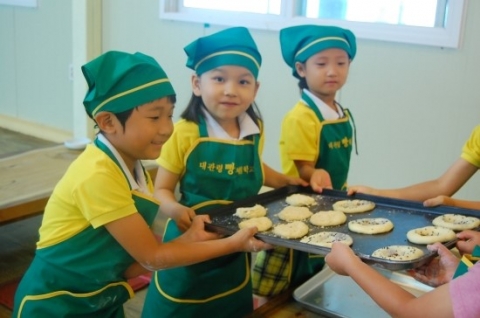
[0,128,160,318]
[0,127,59,159]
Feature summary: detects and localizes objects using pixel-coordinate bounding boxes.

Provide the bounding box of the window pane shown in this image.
[183,0,281,15]
[304,0,439,27]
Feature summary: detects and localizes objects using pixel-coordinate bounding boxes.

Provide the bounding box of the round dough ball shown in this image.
[234,204,267,218]
[432,214,480,231]
[277,206,313,221]
[332,199,375,213]
[273,221,309,239]
[372,245,424,261]
[238,217,273,232]
[286,194,316,206]
[310,210,347,227]
[300,231,353,248]
[406,226,456,244]
[348,218,394,234]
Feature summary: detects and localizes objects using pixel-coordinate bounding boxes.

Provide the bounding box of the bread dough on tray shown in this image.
[432,214,480,231]
[277,206,313,221]
[348,218,394,234]
[332,199,375,213]
[300,231,353,248]
[234,204,267,218]
[286,193,317,206]
[273,221,309,239]
[407,226,456,244]
[238,217,273,232]
[372,245,424,261]
[309,210,347,227]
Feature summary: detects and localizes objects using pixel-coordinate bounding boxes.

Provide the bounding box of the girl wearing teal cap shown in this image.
[252,24,358,298]
[142,27,306,318]
[12,51,270,318]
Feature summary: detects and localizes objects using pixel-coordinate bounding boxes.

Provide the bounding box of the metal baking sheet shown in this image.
[293,265,433,318]
[205,185,478,270]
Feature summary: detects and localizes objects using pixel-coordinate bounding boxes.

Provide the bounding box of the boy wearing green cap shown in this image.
[142,27,306,318]
[252,25,358,297]
[12,51,270,318]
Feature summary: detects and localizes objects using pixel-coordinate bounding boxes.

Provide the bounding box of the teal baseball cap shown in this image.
[280,25,357,78]
[184,27,262,79]
[82,51,176,118]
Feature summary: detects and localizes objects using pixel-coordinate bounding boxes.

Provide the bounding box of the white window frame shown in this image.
[0,0,37,7]
[159,0,467,49]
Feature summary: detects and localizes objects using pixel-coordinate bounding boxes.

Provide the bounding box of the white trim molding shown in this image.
[159,0,468,49]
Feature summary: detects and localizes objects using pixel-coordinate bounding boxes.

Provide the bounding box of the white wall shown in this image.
[1,0,480,201]
[0,1,72,135]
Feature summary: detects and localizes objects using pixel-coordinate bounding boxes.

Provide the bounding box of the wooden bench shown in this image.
[0,146,158,225]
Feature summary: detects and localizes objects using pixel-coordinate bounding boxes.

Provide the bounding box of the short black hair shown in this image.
[298,77,308,91]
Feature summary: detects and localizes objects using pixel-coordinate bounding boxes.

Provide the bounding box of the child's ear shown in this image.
[191,74,202,96]
[295,62,306,78]
[94,112,116,133]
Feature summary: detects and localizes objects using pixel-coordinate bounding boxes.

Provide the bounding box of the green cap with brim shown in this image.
[280,25,356,78]
[184,27,262,79]
[82,51,176,118]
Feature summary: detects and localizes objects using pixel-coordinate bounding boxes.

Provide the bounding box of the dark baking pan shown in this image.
[205,185,479,270]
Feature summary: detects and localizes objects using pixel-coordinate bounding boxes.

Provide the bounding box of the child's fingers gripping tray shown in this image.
[205,185,479,270]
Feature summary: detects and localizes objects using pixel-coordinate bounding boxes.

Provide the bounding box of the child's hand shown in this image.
[325,242,359,275]
[285,176,309,187]
[180,215,222,242]
[423,195,453,207]
[172,205,197,232]
[346,185,376,196]
[310,169,333,193]
[408,242,459,287]
[456,230,480,254]
[229,227,273,253]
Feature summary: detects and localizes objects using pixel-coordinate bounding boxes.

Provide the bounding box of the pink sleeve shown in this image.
[449,262,480,318]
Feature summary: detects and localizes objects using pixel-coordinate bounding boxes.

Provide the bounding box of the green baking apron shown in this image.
[453,245,480,278]
[13,138,159,318]
[289,92,354,286]
[142,116,264,318]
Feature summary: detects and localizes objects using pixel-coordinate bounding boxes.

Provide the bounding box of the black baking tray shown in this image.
[205,185,479,270]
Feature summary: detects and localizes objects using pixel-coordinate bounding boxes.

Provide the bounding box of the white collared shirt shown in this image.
[302,89,344,120]
[97,134,149,195]
[201,107,260,140]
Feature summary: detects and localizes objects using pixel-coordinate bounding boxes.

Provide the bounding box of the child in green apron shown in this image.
[326,229,480,317]
[12,51,270,318]
[141,27,306,318]
[348,124,480,210]
[252,25,358,298]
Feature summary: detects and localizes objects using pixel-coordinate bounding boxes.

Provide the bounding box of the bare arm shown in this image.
[348,158,477,203]
[154,166,196,231]
[325,243,454,318]
[262,163,308,189]
[294,160,332,192]
[423,195,480,210]
[106,213,271,271]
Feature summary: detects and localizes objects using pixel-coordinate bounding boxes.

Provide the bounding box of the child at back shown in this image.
[348,124,480,210]
[12,51,270,318]
[141,27,306,318]
[253,24,358,298]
